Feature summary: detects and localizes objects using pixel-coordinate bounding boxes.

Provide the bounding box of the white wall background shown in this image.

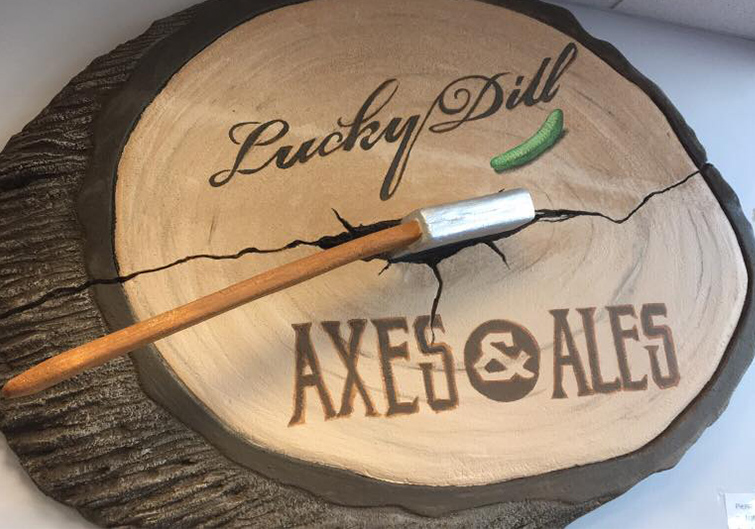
[0,1,753,527]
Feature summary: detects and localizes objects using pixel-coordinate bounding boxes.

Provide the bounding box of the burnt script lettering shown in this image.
[209,43,577,200]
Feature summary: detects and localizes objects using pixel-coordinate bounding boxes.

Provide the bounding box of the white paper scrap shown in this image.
[726,493,755,529]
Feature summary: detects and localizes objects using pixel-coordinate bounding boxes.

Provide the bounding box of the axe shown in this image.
[3,189,534,398]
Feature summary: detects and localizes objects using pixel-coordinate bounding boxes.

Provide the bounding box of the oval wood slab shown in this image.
[0,0,753,527]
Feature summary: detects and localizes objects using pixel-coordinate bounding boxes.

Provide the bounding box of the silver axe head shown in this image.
[393,188,535,258]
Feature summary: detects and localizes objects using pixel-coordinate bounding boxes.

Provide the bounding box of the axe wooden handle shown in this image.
[2,221,422,399]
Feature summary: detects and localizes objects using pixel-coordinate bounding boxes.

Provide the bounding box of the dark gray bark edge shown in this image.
[0,0,750,527]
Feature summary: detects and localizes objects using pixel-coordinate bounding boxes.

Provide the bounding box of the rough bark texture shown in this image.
[0,0,752,527]
[0,3,606,527]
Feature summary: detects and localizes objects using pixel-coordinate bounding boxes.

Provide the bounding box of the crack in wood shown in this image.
[413,167,702,329]
[0,168,702,329]
[535,168,701,224]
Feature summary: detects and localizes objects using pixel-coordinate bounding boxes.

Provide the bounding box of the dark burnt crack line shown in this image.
[429,264,444,329]
[0,226,368,322]
[485,240,509,267]
[0,168,702,326]
[535,168,701,224]
[398,167,701,327]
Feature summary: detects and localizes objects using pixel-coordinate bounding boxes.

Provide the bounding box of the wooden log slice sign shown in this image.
[0,0,753,527]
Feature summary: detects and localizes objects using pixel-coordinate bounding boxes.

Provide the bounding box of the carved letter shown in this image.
[373,317,419,416]
[322,320,378,418]
[414,315,458,412]
[577,307,620,394]
[641,303,680,389]
[289,323,336,426]
[551,309,593,398]
[607,305,647,391]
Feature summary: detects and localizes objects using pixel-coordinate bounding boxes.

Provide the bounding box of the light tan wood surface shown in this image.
[113,0,746,487]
